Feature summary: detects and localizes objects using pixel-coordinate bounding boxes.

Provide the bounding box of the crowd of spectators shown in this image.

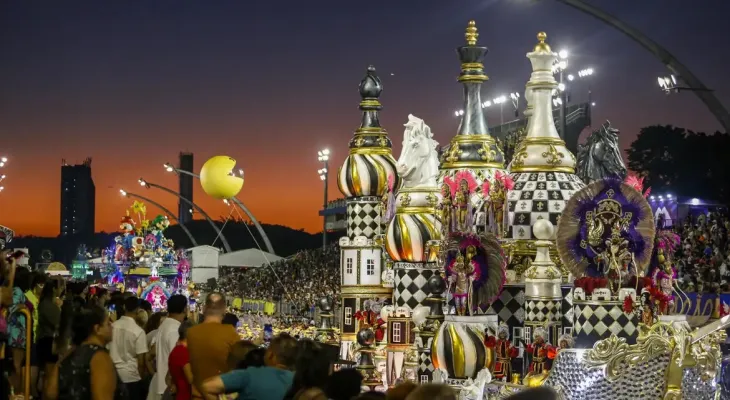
[674,211,730,293]
[217,245,341,312]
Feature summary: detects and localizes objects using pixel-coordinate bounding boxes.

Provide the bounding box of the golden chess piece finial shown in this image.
[465,20,478,46]
[534,32,551,52]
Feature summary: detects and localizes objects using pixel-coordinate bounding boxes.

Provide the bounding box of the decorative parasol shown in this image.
[557,177,655,278]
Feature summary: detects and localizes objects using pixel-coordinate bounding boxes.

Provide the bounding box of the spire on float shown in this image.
[439,20,508,237]
[505,32,584,241]
[338,66,399,202]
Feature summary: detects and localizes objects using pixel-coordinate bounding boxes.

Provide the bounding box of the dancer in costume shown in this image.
[448,252,476,316]
[485,323,518,381]
[439,179,454,236]
[525,326,553,376]
[649,231,680,314]
[486,171,513,237]
[452,171,477,232]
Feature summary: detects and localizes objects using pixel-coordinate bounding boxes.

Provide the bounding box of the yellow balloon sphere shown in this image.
[200,156,244,199]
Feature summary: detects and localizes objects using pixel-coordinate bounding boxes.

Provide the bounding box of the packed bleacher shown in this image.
[675,211,730,293]
[217,244,341,312]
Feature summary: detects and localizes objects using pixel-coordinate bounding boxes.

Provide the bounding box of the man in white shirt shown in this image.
[110,296,149,398]
[153,294,189,399]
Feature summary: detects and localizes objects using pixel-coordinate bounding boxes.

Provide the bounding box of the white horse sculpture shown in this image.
[397,114,440,189]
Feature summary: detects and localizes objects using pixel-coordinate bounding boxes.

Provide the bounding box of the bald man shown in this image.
[187,292,240,399]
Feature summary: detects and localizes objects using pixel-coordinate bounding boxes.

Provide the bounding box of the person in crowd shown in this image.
[141,300,153,315]
[282,339,330,400]
[227,341,259,370]
[110,295,149,398]
[145,312,168,376]
[1,250,19,400]
[504,387,558,400]
[404,384,456,400]
[326,368,363,400]
[8,266,33,395]
[37,278,64,386]
[167,320,194,400]
[187,292,240,399]
[137,307,150,328]
[385,382,416,400]
[200,333,298,400]
[154,295,189,400]
[92,287,111,308]
[43,304,122,400]
[222,312,240,328]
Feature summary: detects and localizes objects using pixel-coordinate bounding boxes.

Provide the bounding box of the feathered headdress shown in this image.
[443,176,457,197]
[656,230,680,255]
[454,170,478,193]
[494,171,515,190]
[387,174,395,193]
[624,173,651,198]
[481,180,491,197]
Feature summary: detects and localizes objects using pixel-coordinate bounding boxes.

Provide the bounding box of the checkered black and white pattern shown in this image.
[486,284,525,330]
[506,172,584,240]
[525,298,561,327]
[395,267,434,309]
[347,198,381,240]
[573,301,638,349]
[561,286,574,332]
[418,351,434,382]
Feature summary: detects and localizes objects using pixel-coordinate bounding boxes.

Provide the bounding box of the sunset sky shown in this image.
[1,0,728,237]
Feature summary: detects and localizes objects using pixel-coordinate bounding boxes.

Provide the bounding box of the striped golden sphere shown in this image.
[338,153,398,198]
[431,320,491,379]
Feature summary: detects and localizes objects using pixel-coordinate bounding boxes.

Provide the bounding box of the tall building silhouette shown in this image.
[60,158,95,237]
[178,152,194,224]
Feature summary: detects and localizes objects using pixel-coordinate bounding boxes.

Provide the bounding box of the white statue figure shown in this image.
[396,114,440,189]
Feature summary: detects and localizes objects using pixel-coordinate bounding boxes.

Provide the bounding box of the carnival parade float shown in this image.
[329,20,729,400]
[103,201,192,310]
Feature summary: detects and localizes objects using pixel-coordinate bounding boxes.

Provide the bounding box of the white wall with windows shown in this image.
[342,249,358,285]
[359,248,381,285]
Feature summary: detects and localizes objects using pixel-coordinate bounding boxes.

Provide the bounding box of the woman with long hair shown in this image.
[282,339,330,400]
[44,305,125,400]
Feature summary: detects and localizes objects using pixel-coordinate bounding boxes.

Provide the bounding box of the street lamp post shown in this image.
[163,163,276,255]
[138,178,232,252]
[119,189,198,246]
[0,157,8,193]
[317,149,330,250]
[555,50,569,139]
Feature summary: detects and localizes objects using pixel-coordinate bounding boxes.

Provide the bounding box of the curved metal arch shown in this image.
[122,191,198,247]
[142,180,233,253]
[555,0,730,132]
[171,168,276,255]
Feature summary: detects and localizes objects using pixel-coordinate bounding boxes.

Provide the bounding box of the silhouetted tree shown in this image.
[627,125,730,202]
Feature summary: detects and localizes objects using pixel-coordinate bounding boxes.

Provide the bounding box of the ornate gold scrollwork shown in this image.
[354,136,366,147]
[399,193,412,207]
[511,146,528,168]
[445,144,460,163]
[478,142,497,162]
[541,144,565,166]
[584,334,673,381]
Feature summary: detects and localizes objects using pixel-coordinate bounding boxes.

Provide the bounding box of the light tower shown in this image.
[336,66,399,358]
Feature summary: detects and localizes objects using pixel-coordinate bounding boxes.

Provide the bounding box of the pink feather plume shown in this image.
[443,176,457,197]
[481,180,491,196]
[455,170,478,193]
[495,171,515,190]
[387,174,395,192]
[625,173,651,198]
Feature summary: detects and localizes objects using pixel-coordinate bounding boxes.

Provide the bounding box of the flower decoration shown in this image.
[131,201,147,215]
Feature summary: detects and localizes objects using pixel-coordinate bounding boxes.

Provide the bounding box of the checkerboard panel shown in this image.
[418,351,434,381]
[525,298,562,326]
[347,198,381,240]
[395,268,434,310]
[573,301,638,349]
[561,286,574,331]
[507,172,584,240]
[486,284,525,333]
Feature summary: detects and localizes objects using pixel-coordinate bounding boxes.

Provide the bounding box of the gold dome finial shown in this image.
[534,32,551,52]
[465,20,478,46]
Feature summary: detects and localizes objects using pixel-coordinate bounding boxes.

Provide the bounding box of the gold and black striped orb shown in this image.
[385,212,441,263]
[431,320,491,379]
[338,153,398,198]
